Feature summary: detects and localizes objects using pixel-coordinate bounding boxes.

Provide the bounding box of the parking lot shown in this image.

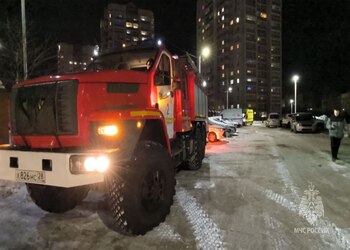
[0,124,350,249]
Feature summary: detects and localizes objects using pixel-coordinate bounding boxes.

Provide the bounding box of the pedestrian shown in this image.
[326,108,347,162]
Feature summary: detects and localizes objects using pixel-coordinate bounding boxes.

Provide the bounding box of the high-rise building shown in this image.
[57,43,97,73]
[100,3,154,51]
[197,0,282,116]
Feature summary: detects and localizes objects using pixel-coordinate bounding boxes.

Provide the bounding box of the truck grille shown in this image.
[11,80,78,136]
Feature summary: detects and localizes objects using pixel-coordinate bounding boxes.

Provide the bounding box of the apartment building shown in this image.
[197,0,282,115]
[100,3,154,51]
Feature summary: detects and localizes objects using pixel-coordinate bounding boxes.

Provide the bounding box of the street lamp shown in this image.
[198,46,210,74]
[292,75,299,113]
[226,87,232,109]
[290,99,294,114]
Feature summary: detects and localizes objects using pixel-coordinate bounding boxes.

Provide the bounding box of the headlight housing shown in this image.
[97,125,118,136]
[70,155,110,174]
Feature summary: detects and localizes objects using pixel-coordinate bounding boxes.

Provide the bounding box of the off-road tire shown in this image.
[107,141,176,235]
[185,129,203,170]
[26,184,90,213]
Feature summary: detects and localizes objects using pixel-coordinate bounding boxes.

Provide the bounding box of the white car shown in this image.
[208,116,237,133]
[265,113,280,128]
[281,113,293,128]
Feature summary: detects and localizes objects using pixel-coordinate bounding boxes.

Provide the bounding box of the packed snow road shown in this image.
[1,124,350,249]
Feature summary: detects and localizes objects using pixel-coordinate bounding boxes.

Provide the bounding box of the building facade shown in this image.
[57,43,97,74]
[100,3,154,51]
[197,0,282,116]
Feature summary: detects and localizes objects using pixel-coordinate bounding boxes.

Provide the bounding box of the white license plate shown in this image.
[15,170,46,184]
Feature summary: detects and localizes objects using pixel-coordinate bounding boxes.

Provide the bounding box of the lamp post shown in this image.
[198,46,210,74]
[290,99,294,114]
[226,87,232,109]
[21,0,28,80]
[292,75,299,113]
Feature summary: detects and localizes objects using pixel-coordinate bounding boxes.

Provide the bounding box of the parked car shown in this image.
[265,113,280,128]
[281,113,293,128]
[207,125,226,142]
[220,108,243,127]
[208,116,237,133]
[290,113,315,133]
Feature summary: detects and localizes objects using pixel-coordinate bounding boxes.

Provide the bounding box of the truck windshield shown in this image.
[86,48,158,72]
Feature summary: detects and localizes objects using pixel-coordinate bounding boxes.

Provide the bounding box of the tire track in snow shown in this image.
[176,187,225,250]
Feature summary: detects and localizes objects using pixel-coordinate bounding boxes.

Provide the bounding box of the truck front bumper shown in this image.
[0,145,110,188]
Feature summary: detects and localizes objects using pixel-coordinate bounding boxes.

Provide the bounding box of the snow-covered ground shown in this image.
[0,126,350,249]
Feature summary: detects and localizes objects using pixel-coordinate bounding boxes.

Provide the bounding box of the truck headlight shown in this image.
[97,125,118,136]
[70,155,110,174]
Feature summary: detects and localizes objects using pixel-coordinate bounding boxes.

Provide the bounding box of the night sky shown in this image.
[1,0,350,108]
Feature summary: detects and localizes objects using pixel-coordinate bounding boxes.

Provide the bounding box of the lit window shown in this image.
[222,7,224,12]
[222,24,225,29]
[109,22,112,26]
[230,79,234,84]
[222,40,225,45]
[222,73,225,78]
[230,71,234,76]
[260,12,268,19]
[230,45,234,51]
[133,37,139,42]
[247,78,252,82]
[83,62,87,66]
[133,23,139,29]
[69,61,73,65]
[126,22,132,28]
[141,37,147,41]
[222,81,225,85]
[230,20,234,25]
[236,17,240,23]
[217,11,220,16]
[271,88,274,92]
[109,13,111,18]
[247,70,252,74]
[221,64,225,70]
[122,43,126,48]
[126,30,131,34]
[198,18,201,22]
[222,49,225,53]
[141,31,148,36]
[237,70,240,74]
[257,37,260,41]
[74,62,77,65]
[237,78,240,83]
[202,29,205,33]
[237,44,240,49]
[247,86,252,91]
[221,15,225,21]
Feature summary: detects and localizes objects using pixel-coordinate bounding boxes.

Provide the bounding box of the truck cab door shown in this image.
[154,54,175,139]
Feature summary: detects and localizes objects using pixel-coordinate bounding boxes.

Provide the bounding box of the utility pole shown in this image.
[21,0,28,80]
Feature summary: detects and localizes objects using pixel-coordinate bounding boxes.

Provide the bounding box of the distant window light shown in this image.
[237,78,240,83]
[230,45,234,51]
[260,12,268,19]
[222,40,225,45]
[247,78,252,82]
[222,73,225,78]
[230,71,234,76]
[236,17,240,23]
[133,37,139,42]
[247,86,252,91]
[271,88,274,92]
[83,62,87,66]
[126,30,131,34]
[126,22,132,28]
[141,30,148,36]
[74,62,77,65]
[109,13,111,18]
[217,11,220,16]
[69,61,73,65]
[133,23,139,29]
[90,57,93,61]
[222,81,225,85]
[237,70,240,74]
[230,20,234,25]
[222,24,225,29]
[257,37,260,41]
[222,7,224,12]
[198,18,201,22]
[221,15,225,21]
[109,22,112,26]
[133,18,138,22]
[237,44,240,49]
[222,49,225,53]
[247,70,252,74]
[221,64,225,70]
[230,79,234,84]
[202,29,205,33]
[141,37,147,41]
[122,43,126,48]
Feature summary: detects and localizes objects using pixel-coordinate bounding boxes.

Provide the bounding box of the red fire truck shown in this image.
[0,45,207,235]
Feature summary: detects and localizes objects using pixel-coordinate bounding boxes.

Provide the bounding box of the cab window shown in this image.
[154,55,171,86]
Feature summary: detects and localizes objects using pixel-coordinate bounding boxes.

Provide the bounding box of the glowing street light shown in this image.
[198,46,210,73]
[202,80,207,87]
[292,75,299,113]
[290,99,294,114]
[226,87,232,109]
